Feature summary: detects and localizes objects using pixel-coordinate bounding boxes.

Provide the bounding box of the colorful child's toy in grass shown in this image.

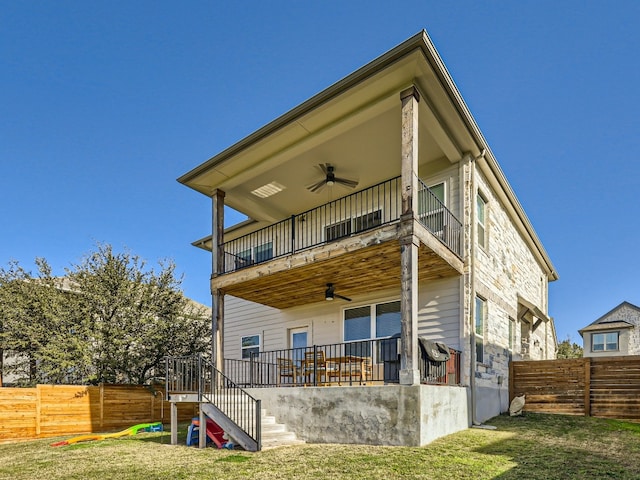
[186,416,232,448]
[50,422,163,447]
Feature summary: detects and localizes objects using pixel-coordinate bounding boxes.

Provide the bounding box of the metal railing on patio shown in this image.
[222,176,462,274]
[224,338,461,388]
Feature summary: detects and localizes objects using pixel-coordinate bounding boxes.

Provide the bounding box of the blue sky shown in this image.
[1,1,638,345]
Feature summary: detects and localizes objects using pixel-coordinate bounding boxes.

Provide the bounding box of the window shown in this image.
[475,296,486,363]
[254,242,273,263]
[235,242,273,268]
[344,306,371,342]
[477,193,487,249]
[508,317,516,352]
[325,219,351,242]
[344,301,401,360]
[354,210,382,232]
[241,334,260,359]
[418,182,445,233]
[325,210,382,242]
[236,248,253,269]
[592,332,619,352]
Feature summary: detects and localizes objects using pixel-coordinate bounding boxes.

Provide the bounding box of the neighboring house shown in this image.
[174,30,558,447]
[579,301,640,357]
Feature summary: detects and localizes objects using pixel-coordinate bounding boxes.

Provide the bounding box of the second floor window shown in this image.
[475,296,486,363]
[477,193,487,249]
[237,242,273,268]
[325,210,382,242]
[592,332,619,352]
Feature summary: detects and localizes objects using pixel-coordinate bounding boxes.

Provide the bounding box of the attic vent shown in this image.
[251,181,285,198]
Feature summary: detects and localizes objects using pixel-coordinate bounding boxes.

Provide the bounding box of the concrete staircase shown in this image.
[260,409,305,449]
[201,398,304,450]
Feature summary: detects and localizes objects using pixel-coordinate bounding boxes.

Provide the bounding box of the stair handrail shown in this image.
[165,355,261,451]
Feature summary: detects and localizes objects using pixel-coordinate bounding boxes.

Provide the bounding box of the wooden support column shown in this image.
[212,291,224,371]
[211,189,225,370]
[399,85,421,386]
[198,403,207,448]
[170,401,178,445]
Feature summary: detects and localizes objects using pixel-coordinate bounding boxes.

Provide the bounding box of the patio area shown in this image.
[224,338,461,388]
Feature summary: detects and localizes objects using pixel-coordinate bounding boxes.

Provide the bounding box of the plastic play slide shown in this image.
[50,422,163,447]
[186,416,232,448]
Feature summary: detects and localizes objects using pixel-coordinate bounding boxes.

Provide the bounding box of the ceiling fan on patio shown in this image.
[307,164,358,193]
[325,283,352,302]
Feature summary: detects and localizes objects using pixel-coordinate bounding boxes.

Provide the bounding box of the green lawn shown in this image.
[1,413,638,479]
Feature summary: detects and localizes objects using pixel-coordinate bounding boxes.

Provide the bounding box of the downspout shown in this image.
[469,149,485,426]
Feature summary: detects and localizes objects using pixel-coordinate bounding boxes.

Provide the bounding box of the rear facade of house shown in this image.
[174,30,558,447]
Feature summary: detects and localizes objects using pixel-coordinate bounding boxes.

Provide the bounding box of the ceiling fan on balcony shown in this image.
[325,283,352,302]
[307,164,358,193]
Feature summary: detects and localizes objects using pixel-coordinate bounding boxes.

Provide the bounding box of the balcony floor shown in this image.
[214,223,463,309]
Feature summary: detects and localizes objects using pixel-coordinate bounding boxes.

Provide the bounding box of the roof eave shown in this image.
[177,31,428,188]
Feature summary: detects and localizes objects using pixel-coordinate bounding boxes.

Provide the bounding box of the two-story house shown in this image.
[171,30,558,448]
[580,301,640,357]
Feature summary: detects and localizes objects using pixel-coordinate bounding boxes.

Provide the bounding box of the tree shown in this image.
[0,258,89,385]
[556,336,583,359]
[0,244,210,386]
[68,243,210,384]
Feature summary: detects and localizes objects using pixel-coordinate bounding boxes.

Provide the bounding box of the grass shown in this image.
[0,413,638,479]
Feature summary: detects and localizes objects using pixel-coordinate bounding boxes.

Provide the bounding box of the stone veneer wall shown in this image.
[463,163,555,422]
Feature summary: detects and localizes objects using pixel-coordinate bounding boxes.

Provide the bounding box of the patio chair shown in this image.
[349,356,372,385]
[302,350,328,385]
[277,358,297,386]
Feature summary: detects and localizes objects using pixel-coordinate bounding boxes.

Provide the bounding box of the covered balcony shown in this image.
[210,175,464,310]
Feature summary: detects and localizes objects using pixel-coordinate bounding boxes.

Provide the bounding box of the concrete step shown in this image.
[201,395,304,449]
[259,412,305,449]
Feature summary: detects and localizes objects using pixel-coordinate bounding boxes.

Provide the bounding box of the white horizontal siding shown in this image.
[225,277,461,360]
[224,295,284,360]
[417,277,461,350]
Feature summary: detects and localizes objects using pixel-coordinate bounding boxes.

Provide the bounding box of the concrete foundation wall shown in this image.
[419,385,471,444]
[246,385,469,447]
[475,384,509,423]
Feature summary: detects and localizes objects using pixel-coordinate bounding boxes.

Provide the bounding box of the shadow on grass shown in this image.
[475,414,640,480]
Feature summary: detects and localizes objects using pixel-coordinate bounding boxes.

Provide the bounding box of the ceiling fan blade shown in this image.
[308,179,327,193]
[335,293,352,302]
[334,177,358,188]
[319,163,330,174]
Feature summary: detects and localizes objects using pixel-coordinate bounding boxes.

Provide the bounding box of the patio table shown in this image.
[326,356,371,385]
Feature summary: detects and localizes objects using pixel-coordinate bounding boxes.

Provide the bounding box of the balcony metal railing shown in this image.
[223,339,461,388]
[221,176,462,274]
[416,176,462,256]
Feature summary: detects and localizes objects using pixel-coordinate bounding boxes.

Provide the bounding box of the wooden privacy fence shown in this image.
[510,355,640,420]
[0,384,198,442]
